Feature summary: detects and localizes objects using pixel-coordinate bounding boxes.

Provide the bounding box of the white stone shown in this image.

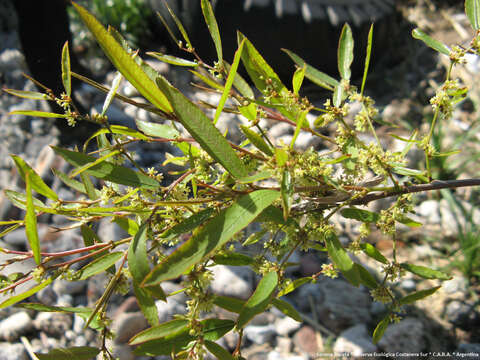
[274,315,302,336]
[333,324,377,356]
[244,324,276,345]
[0,311,33,341]
[210,265,253,300]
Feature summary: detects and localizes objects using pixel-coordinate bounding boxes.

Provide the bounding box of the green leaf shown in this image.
[281,170,293,221]
[129,319,189,345]
[360,243,388,264]
[341,208,379,223]
[77,252,124,280]
[338,23,354,80]
[395,215,422,227]
[412,28,450,56]
[360,24,373,96]
[224,61,254,99]
[204,340,235,360]
[292,64,306,95]
[277,277,312,297]
[282,49,339,90]
[466,0,480,29]
[237,170,273,184]
[160,207,215,239]
[35,347,100,360]
[4,190,45,211]
[190,70,225,91]
[3,88,49,100]
[80,173,98,201]
[101,71,123,117]
[25,172,41,265]
[275,148,288,167]
[272,298,302,322]
[133,283,161,327]
[52,146,160,190]
[72,2,172,113]
[239,125,273,156]
[143,190,279,286]
[157,0,192,49]
[213,295,245,313]
[242,228,268,246]
[9,110,68,119]
[213,39,245,125]
[61,41,71,97]
[238,103,257,121]
[113,217,139,236]
[155,76,248,179]
[11,155,58,201]
[133,318,234,356]
[354,263,378,289]
[324,230,360,286]
[0,276,55,309]
[398,286,441,305]
[237,271,278,329]
[52,168,95,196]
[290,110,307,149]
[333,83,344,107]
[400,263,452,280]
[201,0,223,64]
[212,253,254,266]
[147,52,198,67]
[128,223,150,284]
[372,315,390,344]
[136,119,179,139]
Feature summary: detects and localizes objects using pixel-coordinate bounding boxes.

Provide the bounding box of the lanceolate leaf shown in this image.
[373,315,390,344]
[204,340,235,360]
[361,24,373,96]
[9,110,68,119]
[61,41,71,97]
[466,0,480,30]
[324,230,360,286]
[160,208,215,239]
[360,243,388,264]
[129,319,189,345]
[201,0,223,64]
[341,208,379,223]
[0,276,55,309]
[155,76,248,179]
[128,223,150,284]
[277,277,312,297]
[212,252,254,266]
[354,263,378,289]
[412,28,450,55]
[25,172,41,265]
[136,119,179,139]
[11,155,58,201]
[239,125,273,156]
[272,298,302,322]
[237,271,278,329]
[71,2,172,113]
[35,347,100,360]
[101,71,123,116]
[213,39,245,125]
[398,286,441,305]
[338,23,354,80]
[400,263,452,280]
[77,252,124,280]
[142,190,279,286]
[147,52,198,67]
[2,88,49,100]
[213,295,245,313]
[52,146,160,190]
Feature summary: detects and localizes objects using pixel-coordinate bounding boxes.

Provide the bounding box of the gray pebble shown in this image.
[0,311,33,341]
[0,342,28,360]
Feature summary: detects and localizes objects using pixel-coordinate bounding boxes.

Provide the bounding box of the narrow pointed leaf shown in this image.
[35,346,100,360]
[398,286,441,305]
[400,263,452,280]
[88,125,149,143]
[239,125,273,156]
[160,207,215,239]
[237,170,273,184]
[324,230,360,286]
[52,146,160,189]
[114,217,139,236]
[160,0,192,49]
[277,277,312,297]
[4,190,45,211]
[147,52,198,67]
[129,319,188,345]
[80,173,99,200]
[282,48,338,90]
[237,271,278,329]
[360,24,373,96]
[338,23,354,80]
[128,223,150,284]
[3,88,49,100]
[11,155,58,200]
[466,0,480,30]
[213,295,245,313]
[238,103,257,121]
[292,64,305,95]
[133,282,160,327]
[272,298,302,322]
[0,276,55,309]
[205,340,235,360]
[155,76,248,179]
[224,61,254,99]
[373,315,390,344]
[396,215,422,227]
[61,41,71,97]
[213,39,245,125]
[69,150,121,178]
[9,110,68,119]
[143,190,279,286]
[52,168,96,195]
[71,2,173,113]
[290,110,307,149]
[412,28,450,55]
[190,70,225,91]
[281,170,293,221]
[201,0,223,64]
[136,119,179,139]
[354,263,378,289]
[360,243,388,264]
[101,71,123,116]
[212,253,254,266]
[77,252,124,280]
[25,172,41,265]
[341,208,379,223]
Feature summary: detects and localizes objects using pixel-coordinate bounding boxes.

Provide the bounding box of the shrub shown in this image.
[2,0,480,358]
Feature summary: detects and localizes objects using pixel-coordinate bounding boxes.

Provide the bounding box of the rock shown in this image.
[377,317,425,353]
[296,280,371,332]
[244,324,277,345]
[209,265,253,300]
[443,276,468,295]
[155,282,188,323]
[53,279,86,297]
[0,342,28,360]
[399,278,416,292]
[267,351,308,360]
[274,315,302,336]
[445,300,479,329]
[33,311,72,337]
[0,311,33,341]
[111,312,148,344]
[333,324,377,356]
[293,326,321,356]
[275,336,293,354]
